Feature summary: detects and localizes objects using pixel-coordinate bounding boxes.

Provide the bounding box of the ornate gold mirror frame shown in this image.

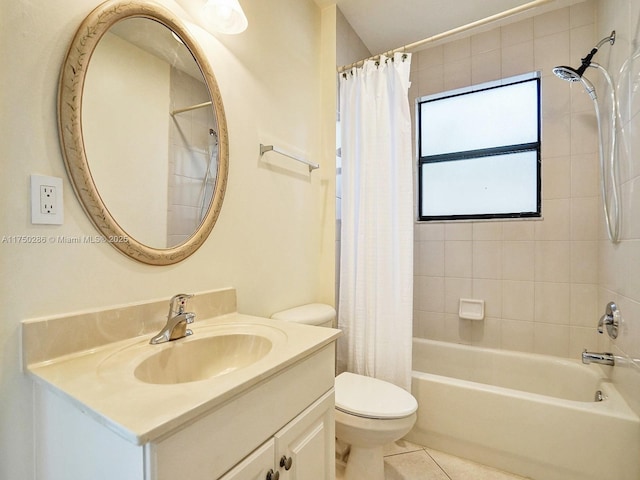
[58,0,228,265]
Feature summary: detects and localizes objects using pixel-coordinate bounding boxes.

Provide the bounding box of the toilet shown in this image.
[271,304,418,480]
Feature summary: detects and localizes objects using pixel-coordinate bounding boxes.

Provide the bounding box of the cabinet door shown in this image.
[219,439,275,480]
[274,391,335,480]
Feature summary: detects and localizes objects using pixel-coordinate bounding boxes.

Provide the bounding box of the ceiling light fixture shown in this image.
[177,0,248,35]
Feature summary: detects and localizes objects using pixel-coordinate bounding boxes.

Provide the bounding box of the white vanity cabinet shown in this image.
[219,438,277,480]
[32,343,336,480]
[220,391,334,480]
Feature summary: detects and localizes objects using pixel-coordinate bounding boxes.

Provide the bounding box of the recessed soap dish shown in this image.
[459,298,485,321]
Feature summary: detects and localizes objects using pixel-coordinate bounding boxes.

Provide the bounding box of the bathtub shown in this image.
[405,338,640,480]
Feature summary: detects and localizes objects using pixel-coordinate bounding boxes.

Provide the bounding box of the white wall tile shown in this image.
[502,280,535,321]
[535,241,571,282]
[542,155,571,199]
[445,223,473,240]
[501,41,534,77]
[501,319,535,352]
[534,8,570,38]
[534,30,570,75]
[570,153,599,197]
[534,282,571,324]
[570,0,595,28]
[415,241,444,276]
[571,240,598,283]
[502,221,535,241]
[443,58,471,90]
[535,198,571,240]
[444,37,471,62]
[473,222,502,240]
[473,241,503,279]
[503,241,535,281]
[570,112,598,155]
[534,323,570,356]
[570,283,599,327]
[445,277,473,314]
[472,278,503,318]
[542,114,571,157]
[471,29,501,55]
[471,49,501,84]
[445,241,473,278]
[501,18,533,46]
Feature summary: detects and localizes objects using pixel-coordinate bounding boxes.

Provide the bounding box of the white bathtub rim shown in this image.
[413,337,604,375]
[411,338,639,422]
[412,369,637,422]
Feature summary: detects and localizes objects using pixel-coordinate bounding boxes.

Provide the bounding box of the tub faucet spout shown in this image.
[582,349,614,366]
[150,294,195,344]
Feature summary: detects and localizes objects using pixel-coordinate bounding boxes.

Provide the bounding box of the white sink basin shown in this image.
[97,322,288,386]
[135,333,272,384]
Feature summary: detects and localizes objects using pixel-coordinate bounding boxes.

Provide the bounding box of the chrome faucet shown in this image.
[582,349,615,366]
[149,294,195,344]
[597,301,619,339]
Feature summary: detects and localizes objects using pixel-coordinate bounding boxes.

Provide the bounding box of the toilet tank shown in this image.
[270,303,336,328]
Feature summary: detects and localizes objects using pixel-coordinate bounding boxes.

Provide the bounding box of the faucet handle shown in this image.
[598,301,619,339]
[169,293,193,315]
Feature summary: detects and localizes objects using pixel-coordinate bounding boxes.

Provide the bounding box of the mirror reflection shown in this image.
[83,18,219,248]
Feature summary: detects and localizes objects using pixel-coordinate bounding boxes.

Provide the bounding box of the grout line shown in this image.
[383,448,425,458]
[423,448,454,480]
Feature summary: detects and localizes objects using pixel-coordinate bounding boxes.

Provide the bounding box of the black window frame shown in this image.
[417,72,542,222]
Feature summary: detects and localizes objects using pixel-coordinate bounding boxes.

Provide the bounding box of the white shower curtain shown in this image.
[338,53,413,391]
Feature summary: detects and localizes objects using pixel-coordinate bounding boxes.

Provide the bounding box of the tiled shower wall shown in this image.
[596,0,640,415]
[411,2,603,360]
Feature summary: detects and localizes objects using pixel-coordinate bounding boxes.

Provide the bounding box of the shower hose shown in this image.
[591,63,620,243]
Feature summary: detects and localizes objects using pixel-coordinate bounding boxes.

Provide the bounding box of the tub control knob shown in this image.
[598,301,619,339]
[280,455,293,470]
[266,469,279,480]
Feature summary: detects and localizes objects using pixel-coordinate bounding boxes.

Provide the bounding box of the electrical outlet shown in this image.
[40,185,57,215]
[31,175,64,225]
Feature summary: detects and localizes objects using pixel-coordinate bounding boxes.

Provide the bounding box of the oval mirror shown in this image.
[58,0,228,265]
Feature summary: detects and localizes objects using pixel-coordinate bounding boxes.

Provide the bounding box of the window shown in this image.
[417,72,541,221]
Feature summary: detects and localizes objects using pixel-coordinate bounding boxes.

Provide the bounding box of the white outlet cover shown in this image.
[31,175,64,225]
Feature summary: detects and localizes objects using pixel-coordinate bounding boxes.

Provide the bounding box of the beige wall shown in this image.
[0,0,335,478]
[412,2,602,359]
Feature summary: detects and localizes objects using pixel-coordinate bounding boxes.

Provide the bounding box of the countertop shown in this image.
[26,313,340,445]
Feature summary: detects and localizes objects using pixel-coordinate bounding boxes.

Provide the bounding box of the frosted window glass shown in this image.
[420,152,538,217]
[420,80,538,157]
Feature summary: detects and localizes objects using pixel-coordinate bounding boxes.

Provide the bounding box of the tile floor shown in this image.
[336,440,530,480]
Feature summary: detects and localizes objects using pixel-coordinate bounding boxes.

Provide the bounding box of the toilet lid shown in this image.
[335,372,418,419]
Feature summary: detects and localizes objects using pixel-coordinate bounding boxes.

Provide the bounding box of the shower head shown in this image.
[553,31,615,81]
[552,65,597,98]
[552,65,582,82]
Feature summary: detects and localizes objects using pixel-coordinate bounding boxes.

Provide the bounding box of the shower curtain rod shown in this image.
[170,101,212,116]
[337,0,555,73]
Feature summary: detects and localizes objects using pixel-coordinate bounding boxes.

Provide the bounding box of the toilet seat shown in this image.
[335,372,417,419]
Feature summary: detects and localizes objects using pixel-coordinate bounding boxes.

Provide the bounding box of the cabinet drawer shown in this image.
[148,344,335,480]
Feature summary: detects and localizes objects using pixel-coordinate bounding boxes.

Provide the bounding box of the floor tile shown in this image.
[385,450,450,480]
[336,440,528,480]
[384,439,425,456]
[427,448,530,480]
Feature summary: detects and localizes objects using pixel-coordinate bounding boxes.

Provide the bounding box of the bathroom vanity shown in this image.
[23,289,340,480]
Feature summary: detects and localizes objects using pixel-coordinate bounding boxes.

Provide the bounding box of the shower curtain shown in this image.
[338,52,413,391]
